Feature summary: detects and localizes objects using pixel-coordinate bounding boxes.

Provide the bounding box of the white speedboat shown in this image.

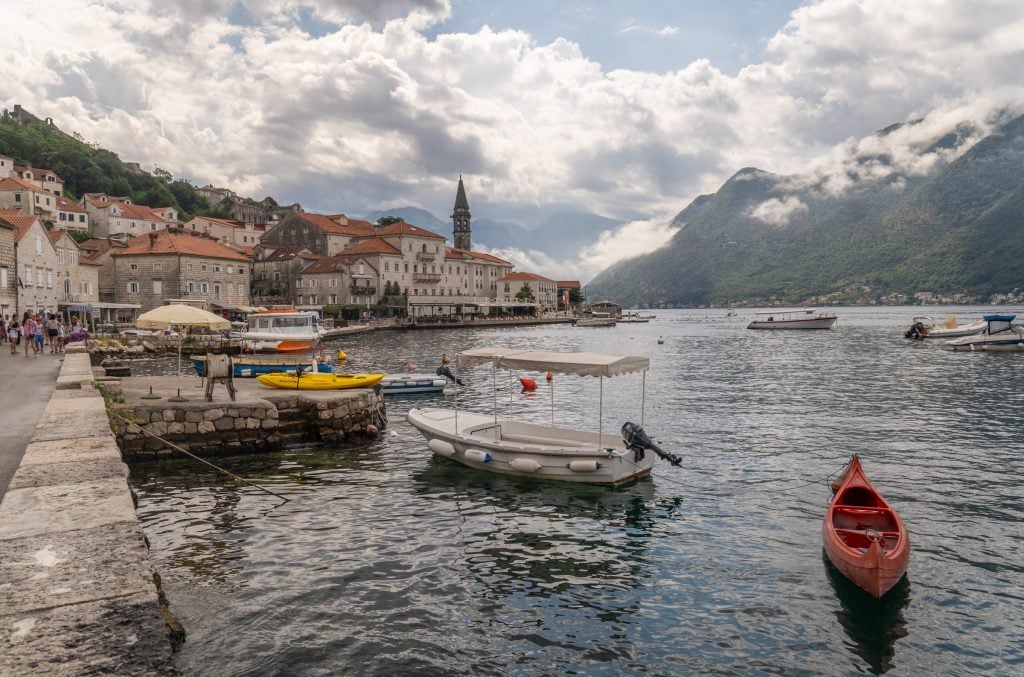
[240,307,322,353]
[904,315,987,339]
[747,308,837,330]
[382,373,449,395]
[946,315,1024,351]
[619,312,653,323]
[406,349,681,485]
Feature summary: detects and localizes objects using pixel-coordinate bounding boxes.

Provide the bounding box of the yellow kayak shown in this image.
[256,372,385,390]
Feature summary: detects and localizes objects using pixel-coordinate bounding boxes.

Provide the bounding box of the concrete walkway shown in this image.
[0,348,62,499]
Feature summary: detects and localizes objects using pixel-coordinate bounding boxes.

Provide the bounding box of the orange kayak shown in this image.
[823,454,909,598]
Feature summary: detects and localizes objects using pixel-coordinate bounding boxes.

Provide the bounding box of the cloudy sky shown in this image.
[2,0,1023,280]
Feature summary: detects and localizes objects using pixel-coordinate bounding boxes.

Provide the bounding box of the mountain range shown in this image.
[364,207,619,260]
[585,111,1024,306]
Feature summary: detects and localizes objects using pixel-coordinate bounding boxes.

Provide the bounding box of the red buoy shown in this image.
[519,377,537,391]
[546,371,553,381]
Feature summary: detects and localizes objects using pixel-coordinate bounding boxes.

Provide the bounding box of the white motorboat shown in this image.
[240,307,322,353]
[381,373,449,395]
[946,315,1024,351]
[747,308,837,330]
[904,315,987,339]
[406,349,681,485]
[574,312,617,327]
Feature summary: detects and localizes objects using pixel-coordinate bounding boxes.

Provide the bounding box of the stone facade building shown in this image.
[184,216,266,246]
[79,238,128,303]
[210,194,301,224]
[1,211,60,313]
[54,195,90,232]
[251,245,322,306]
[14,165,64,196]
[49,230,99,308]
[0,177,57,219]
[0,217,17,318]
[497,272,559,310]
[261,212,375,256]
[84,197,178,239]
[110,228,250,313]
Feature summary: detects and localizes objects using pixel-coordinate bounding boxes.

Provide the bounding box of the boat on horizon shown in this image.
[823,454,909,599]
[747,308,837,330]
[406,348,682,485]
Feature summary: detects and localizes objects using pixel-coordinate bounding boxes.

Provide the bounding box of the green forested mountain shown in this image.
[0,109,209,218]
[587,113,1024,306]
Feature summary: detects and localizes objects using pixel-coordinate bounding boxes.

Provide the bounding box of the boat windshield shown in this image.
[248,314,315,332]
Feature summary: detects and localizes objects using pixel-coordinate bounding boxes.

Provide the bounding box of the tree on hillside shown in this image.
[377,216,405,226]
[515,283,535,302]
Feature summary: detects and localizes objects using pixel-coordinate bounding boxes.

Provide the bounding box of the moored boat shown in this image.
[241,307,322,353]
[407,349,682,485]
[574,312,617,327]
[823,454,909,598]
[945,314,1024,351]
[381,373,449,395]
[192,355,333,377]
[256,372,385,390]
[904,315,987,339]
[747,308,837,330]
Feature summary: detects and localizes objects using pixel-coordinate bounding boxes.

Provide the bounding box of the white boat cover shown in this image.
[457,348,649,377]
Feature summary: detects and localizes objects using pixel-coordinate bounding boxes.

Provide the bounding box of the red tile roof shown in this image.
[555,280,581,288]
[113,230,249,261]
[499,271,555,283]
[446,247,513,266]
[0,177,46,194]
[55,196,86,213]
[78,238,128,257]
[88,200,173,222]
[299,213,375,237]
[0,213,43,242]
[340,237,402,257]
[79,257,102,266]
[373,221,446,239]
[301,256,348,274]
[14,165,62,182]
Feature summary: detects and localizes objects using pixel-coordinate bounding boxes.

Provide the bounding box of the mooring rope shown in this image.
[112,412,290,503]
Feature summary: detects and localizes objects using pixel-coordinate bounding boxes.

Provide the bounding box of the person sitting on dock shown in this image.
[436,353,465,385]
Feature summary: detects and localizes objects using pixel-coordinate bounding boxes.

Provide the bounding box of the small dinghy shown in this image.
[823,454,909,598]
[381,373,448,395]
[256,372,385,390]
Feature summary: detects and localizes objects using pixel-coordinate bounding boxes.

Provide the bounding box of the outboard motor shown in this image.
[621,422,682,466]
[904,321,927,340]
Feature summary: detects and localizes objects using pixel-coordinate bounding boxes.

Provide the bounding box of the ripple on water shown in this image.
[131,307,1024,675]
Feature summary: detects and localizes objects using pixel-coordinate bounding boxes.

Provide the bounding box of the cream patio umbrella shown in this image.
[136,304,232,375]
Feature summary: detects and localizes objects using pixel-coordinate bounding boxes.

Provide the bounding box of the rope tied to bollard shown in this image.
[111,412,290,503]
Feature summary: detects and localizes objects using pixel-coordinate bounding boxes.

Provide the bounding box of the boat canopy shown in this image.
[458,348,649,377]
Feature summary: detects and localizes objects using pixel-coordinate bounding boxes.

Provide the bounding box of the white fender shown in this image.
[428,439,456,457]
[568,460,601,473]
[510,458,542,473]
[464,449,492,463]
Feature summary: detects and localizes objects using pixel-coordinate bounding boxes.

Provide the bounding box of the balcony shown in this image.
[416,252,436,262]
[412,273,442,283]
[349,285,377,295]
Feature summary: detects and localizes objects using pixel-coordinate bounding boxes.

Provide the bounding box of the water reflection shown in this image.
[824,552,910,674]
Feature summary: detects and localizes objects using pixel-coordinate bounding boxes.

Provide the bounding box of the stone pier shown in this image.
[0,344,177,675]
[110,376,386,459]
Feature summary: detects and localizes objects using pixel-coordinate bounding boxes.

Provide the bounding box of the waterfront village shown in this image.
[0,149,585,329]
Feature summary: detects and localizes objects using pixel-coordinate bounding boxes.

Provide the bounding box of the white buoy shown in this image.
[464,449,492,463]
[510,458,542,473]
[568,460,601,472]
[428,439,456,457]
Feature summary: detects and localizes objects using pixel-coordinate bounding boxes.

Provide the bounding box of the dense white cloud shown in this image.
[1,0,1022,281]
[748,196,808,226]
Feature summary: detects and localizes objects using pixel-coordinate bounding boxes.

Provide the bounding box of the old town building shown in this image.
[84,197,178,239]
[208,194,301,224]
[251,245,322,305]
[0,217,17,317]
[2,211,59,313]
[184,215,267,246]
[0,177,57,218]
[497,272,559,310]
[49,230,99,312]
[14,165,64,196]
[261,212,375,256]
[54,195,90,232]
[109,228,250,313]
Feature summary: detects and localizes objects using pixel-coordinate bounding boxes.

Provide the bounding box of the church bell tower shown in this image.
[452,175,471,251]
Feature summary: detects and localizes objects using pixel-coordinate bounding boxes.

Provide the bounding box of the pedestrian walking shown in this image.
[8,321,19,354]
[21,313,36,357]
[46,313,59,353]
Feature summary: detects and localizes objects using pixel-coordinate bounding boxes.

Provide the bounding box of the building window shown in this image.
[153,280,162,294]
[201,264,208,271]
[130,263,139,271]
[214,265,222,273]
[214,284,221,300]
[296,279,302,288]
[128,281,139,293]
[187,282,194,294]
[201,282,209,294]
[35,236,42,254]
[153,263,161,271]
[227,266,234,274]
[57,249,64,263]
[47,272,53,288]
[0,268,6,289]
[79,214,86,223]
[14,193,21,203]
[309,295,317,304]
[187,263,193,270]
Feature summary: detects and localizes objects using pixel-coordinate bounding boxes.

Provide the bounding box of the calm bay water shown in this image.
[130,307,1024,675]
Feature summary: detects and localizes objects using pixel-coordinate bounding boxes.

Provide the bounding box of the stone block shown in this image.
[162,410,175,422]
[184,411,204,423]
[9,457,129,490]
[0,591,175,676]
[184,422,197,434]
[203,408,224,421]
[166,422,185,435]
[197,420,215,434]
[261,419,276,430]
[245,417,260,430]
[20,436,121,466]
[213,417,234,432]
[0,478,136,541]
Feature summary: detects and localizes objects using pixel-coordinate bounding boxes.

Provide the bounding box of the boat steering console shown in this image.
[621,422,682,467]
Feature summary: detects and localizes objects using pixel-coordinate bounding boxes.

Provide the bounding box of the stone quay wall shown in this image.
[110,377,385,460]
[0,344,177,675]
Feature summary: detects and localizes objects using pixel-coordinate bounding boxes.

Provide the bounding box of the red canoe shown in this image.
[823,454,909,598]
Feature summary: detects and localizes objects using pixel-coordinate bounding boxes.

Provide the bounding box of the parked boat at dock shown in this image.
[574,312,617,327]
[192,355,334,378]
[945,314,1024,351]
[381,373,449,395]
[241,307,322,353]
[256,372,385,390]
[407,349,682,485]
[747,308,837,330]
[823,454,909,598]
